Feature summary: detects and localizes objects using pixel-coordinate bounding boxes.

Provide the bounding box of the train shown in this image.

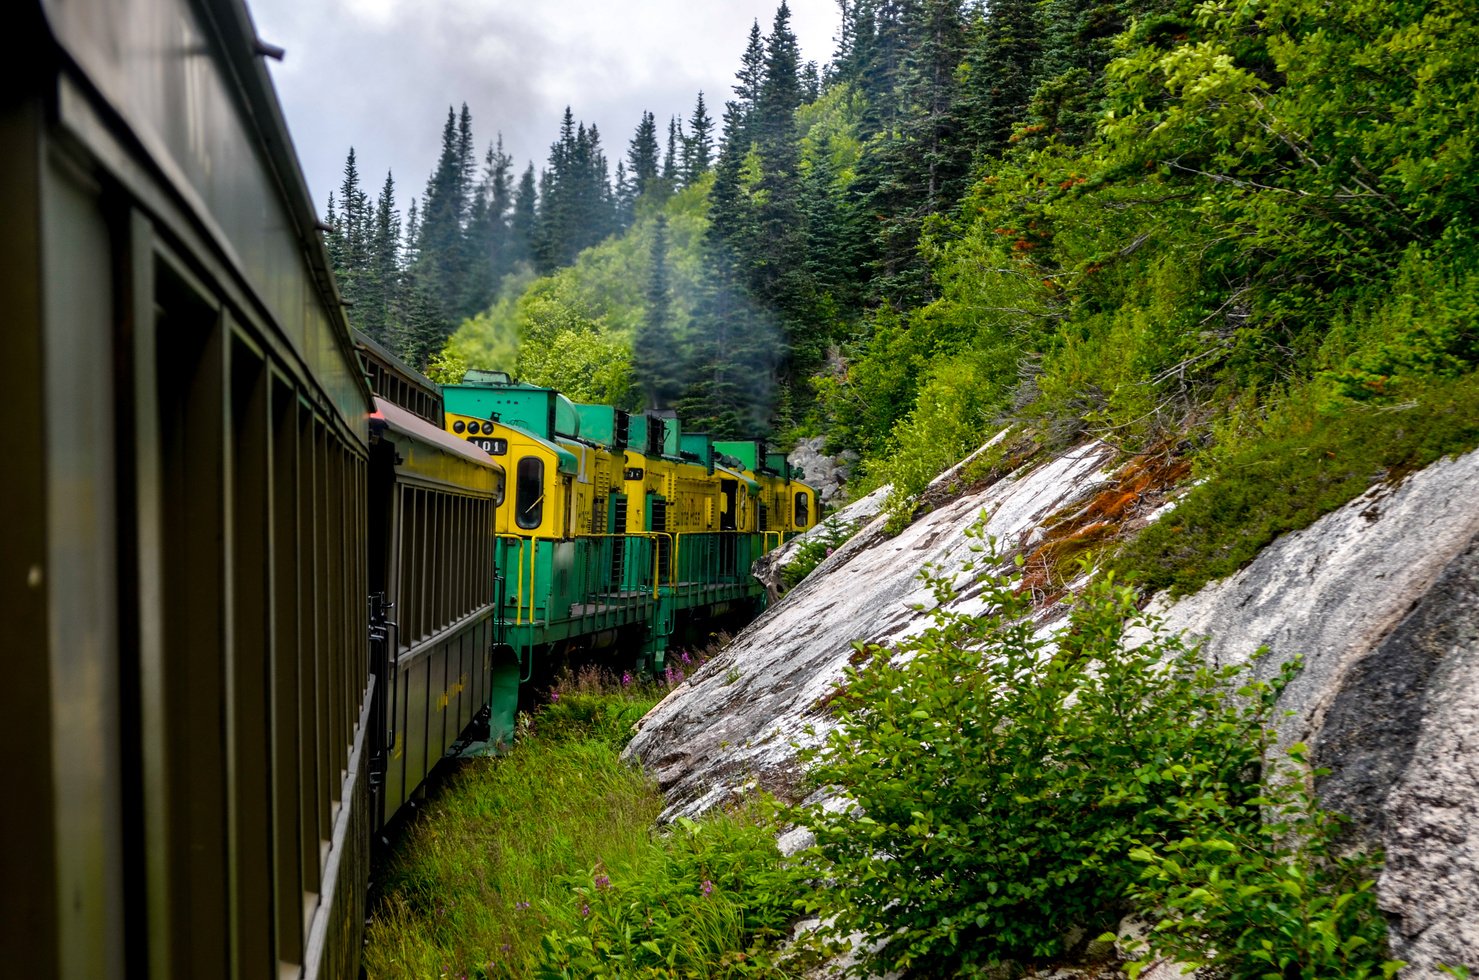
[3,1,816,978]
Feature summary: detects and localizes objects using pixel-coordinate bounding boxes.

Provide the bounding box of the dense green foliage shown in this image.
[330,0,1476,580]
[796,535,1400,977]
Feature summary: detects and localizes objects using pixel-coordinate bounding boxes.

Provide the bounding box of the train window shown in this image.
[795,491,810,527]
[516,457,544,530]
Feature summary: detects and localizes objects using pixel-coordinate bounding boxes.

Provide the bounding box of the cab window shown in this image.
[794,490,810,528]
[516,457,545,530]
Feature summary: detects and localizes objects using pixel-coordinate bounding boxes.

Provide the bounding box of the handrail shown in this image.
[493,534,532,625]
[573,531,666,599]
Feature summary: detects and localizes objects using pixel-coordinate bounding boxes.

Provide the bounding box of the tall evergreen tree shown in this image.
[682,91,715,184]
[510,163,538,268]
[959,0,1043,156]
[663,116,681,186]
[734,20,766,119]
[534,108,616,271]
[613,159,635,229]
[419,107,468,313]
[633,215,681,409]
[1028,0,1125,143]
[361,169,401,342]
[627,111,660,199]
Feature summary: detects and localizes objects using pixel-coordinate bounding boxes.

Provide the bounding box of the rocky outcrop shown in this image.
[624,436,1117,817]
[1145,449,1479,972]
[788,435,858,508]
[627,439,1479,975]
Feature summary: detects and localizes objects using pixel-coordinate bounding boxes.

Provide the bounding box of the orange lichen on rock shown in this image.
[1016,446,1192,596]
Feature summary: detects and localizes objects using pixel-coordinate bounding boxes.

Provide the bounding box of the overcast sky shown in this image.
[246,0,841,213]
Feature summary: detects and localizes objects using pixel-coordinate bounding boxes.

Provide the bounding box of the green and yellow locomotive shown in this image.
[437,370,819,682]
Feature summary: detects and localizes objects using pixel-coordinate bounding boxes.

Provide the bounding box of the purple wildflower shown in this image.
[621,671,632,687]
[701,879,714,897]
[594,873,611,890]
[514,901,531,911]
[550,690,560,703]
[679,650,692,665]
[580,903,591,917]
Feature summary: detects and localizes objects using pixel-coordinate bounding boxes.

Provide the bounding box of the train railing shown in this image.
[495,533,669,626]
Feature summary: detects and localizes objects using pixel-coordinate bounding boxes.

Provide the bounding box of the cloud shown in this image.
[248,0,838,208]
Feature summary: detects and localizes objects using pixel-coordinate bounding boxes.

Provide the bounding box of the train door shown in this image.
[720,479,739,576]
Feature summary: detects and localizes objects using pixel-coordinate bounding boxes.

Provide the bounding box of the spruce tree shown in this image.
[633,215,681,409]
[682,91,715,183]
[663,116,681,187]
[1029,0,1124,144]
[419,107,467,317]
[627,111,660,199]
[613,159,635,230]
[510,163,537,270]
[734,20,766,119]
[959,0,1043,157]
[362,170,401,342]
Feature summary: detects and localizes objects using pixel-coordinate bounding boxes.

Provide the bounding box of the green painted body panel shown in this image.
[656,414,681,456]
[574,404,629,449]
[680,433,715,474]
[495,530,771,673]
[443,382,582,441]
[714,440,767,473]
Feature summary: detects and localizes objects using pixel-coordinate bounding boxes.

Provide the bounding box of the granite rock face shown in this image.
[788,435,858,509]
[627,440,1479,975]
[624,437,1117,818]
[1144,450,1479,971]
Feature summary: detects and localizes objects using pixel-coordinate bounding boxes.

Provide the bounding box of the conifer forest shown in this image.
[326,0,1477,569]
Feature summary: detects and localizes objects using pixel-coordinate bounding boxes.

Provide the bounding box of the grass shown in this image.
[362,659,810,979]
[1113,371,1479,596]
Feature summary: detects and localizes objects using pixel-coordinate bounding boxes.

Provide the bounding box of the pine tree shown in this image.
[533,108,616,271]
[419,107,467,316]
[663,116,681,187]
[682,91,715,184]
[734,20,766,119]
[756,2,803,154]
[959,0,1043,156]
[633,215,681,409]
[361,169,401,342]
[510,163,537,269]
[613,159,635,230]
[332,148,374,326]
[324,191,343,269]
[801,60,822,101]
[1029,0,1124,144]
[627,111,660,199]
[708,100,752,258]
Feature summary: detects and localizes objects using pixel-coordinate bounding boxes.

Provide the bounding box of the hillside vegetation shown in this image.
[328,0,1476,588]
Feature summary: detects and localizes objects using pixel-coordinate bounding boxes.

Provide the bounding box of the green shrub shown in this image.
[795,528,1395,977]
[797,533,1289,974]
[1122,751,1402,980]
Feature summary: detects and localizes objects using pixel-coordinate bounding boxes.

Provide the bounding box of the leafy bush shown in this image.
[795,529,1396,977]
[798,536,1288,974]
[1122,751,1401,980]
